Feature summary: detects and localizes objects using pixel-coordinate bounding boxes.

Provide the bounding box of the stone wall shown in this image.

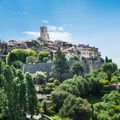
[23,63,52,74]
[87,60,102,72]
[23,60,102,75]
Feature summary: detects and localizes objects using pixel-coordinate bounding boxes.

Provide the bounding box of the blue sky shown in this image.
[0,0,120,66]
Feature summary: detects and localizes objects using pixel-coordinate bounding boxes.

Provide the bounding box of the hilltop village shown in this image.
[0,26,120,120]
[0,26,101,61]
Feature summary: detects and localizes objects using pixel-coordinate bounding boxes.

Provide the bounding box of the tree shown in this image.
[0,60,5,74]
[6,52,16,65]
[16,70,27,116]
[70,56,79,61]
[0,89,7,119]
[3,65,14,120]
[93,102,111,120]
[105,56,109,63]
[113,114,120,120]
[38,51,49,62]
[97,112,111,120]
[12,60,23,69]
[102,91,120,105]
[105,56,112,63]
[0,61,41,119]
[25,73,38,118]
[26,56,38,64]
[6,49,36,64]
[52,50,69,82]
[3,66,25,120]
[71,61,83,76]
[11,77,22,120]
[102,63,118,81]
[56,83,80,96]
[35,71,47,85]
[93,91,120,120]
[59,94,92,120]
[52,91,69,112]
[0,74,5,88]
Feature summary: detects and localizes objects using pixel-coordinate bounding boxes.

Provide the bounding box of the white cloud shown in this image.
[42,20,49,23]
[22,31,39,38]
[22,31,72,42]
[58,26,64,31]
[49,31,72,41]
[47,25,64,31]
[22,24,73,42]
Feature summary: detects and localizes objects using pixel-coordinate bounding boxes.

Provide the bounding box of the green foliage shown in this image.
[35,71,47,85]
[38,83,53,94]
[102,91,120,105]
[6,49,36,64]
[0,74,5,88]
[25,73,38,117]
[101,62,117,81]
[48,77,55,83]
[56,83,80,96]
[102,63,117,73]
[99,79,110,85]
[1,49,120,120]
[0,60,5,74]
[0,89,7,119]
[52,91,69,112]
[53,79,60,86]
[105,56,112,63]
[26,56,38,64]
[12,60,23,69]
[38,51,49,62]
[111,76,120,83]
[93,91,120,120]
[70,56,79,61]
[3,65,24,119]
[43,57,50,63]
[52,115,72,120]
[112,114,120,120]
[97,112,111,120]
[0,61,40,119]
[59,94,92,120]
[71,61,83,76]
[52,50,69,82]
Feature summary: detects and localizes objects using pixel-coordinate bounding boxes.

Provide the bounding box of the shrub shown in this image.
[59,94,92,120]
[35,71,47,85]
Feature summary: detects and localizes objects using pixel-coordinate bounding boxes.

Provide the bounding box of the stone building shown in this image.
[77,44,101,59]
[37,26,101,60]
[0,40,28,59]
[7,41,28,52]
[62,46,81,60]
[40,26,50,41]
[0,26,101,62]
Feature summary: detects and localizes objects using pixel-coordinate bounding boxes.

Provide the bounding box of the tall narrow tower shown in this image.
[40,26,50,41]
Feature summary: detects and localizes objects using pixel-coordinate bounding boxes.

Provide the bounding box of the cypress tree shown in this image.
[25,73,38,118]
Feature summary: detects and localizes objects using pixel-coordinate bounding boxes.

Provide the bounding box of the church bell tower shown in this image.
[40,26,50,41]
